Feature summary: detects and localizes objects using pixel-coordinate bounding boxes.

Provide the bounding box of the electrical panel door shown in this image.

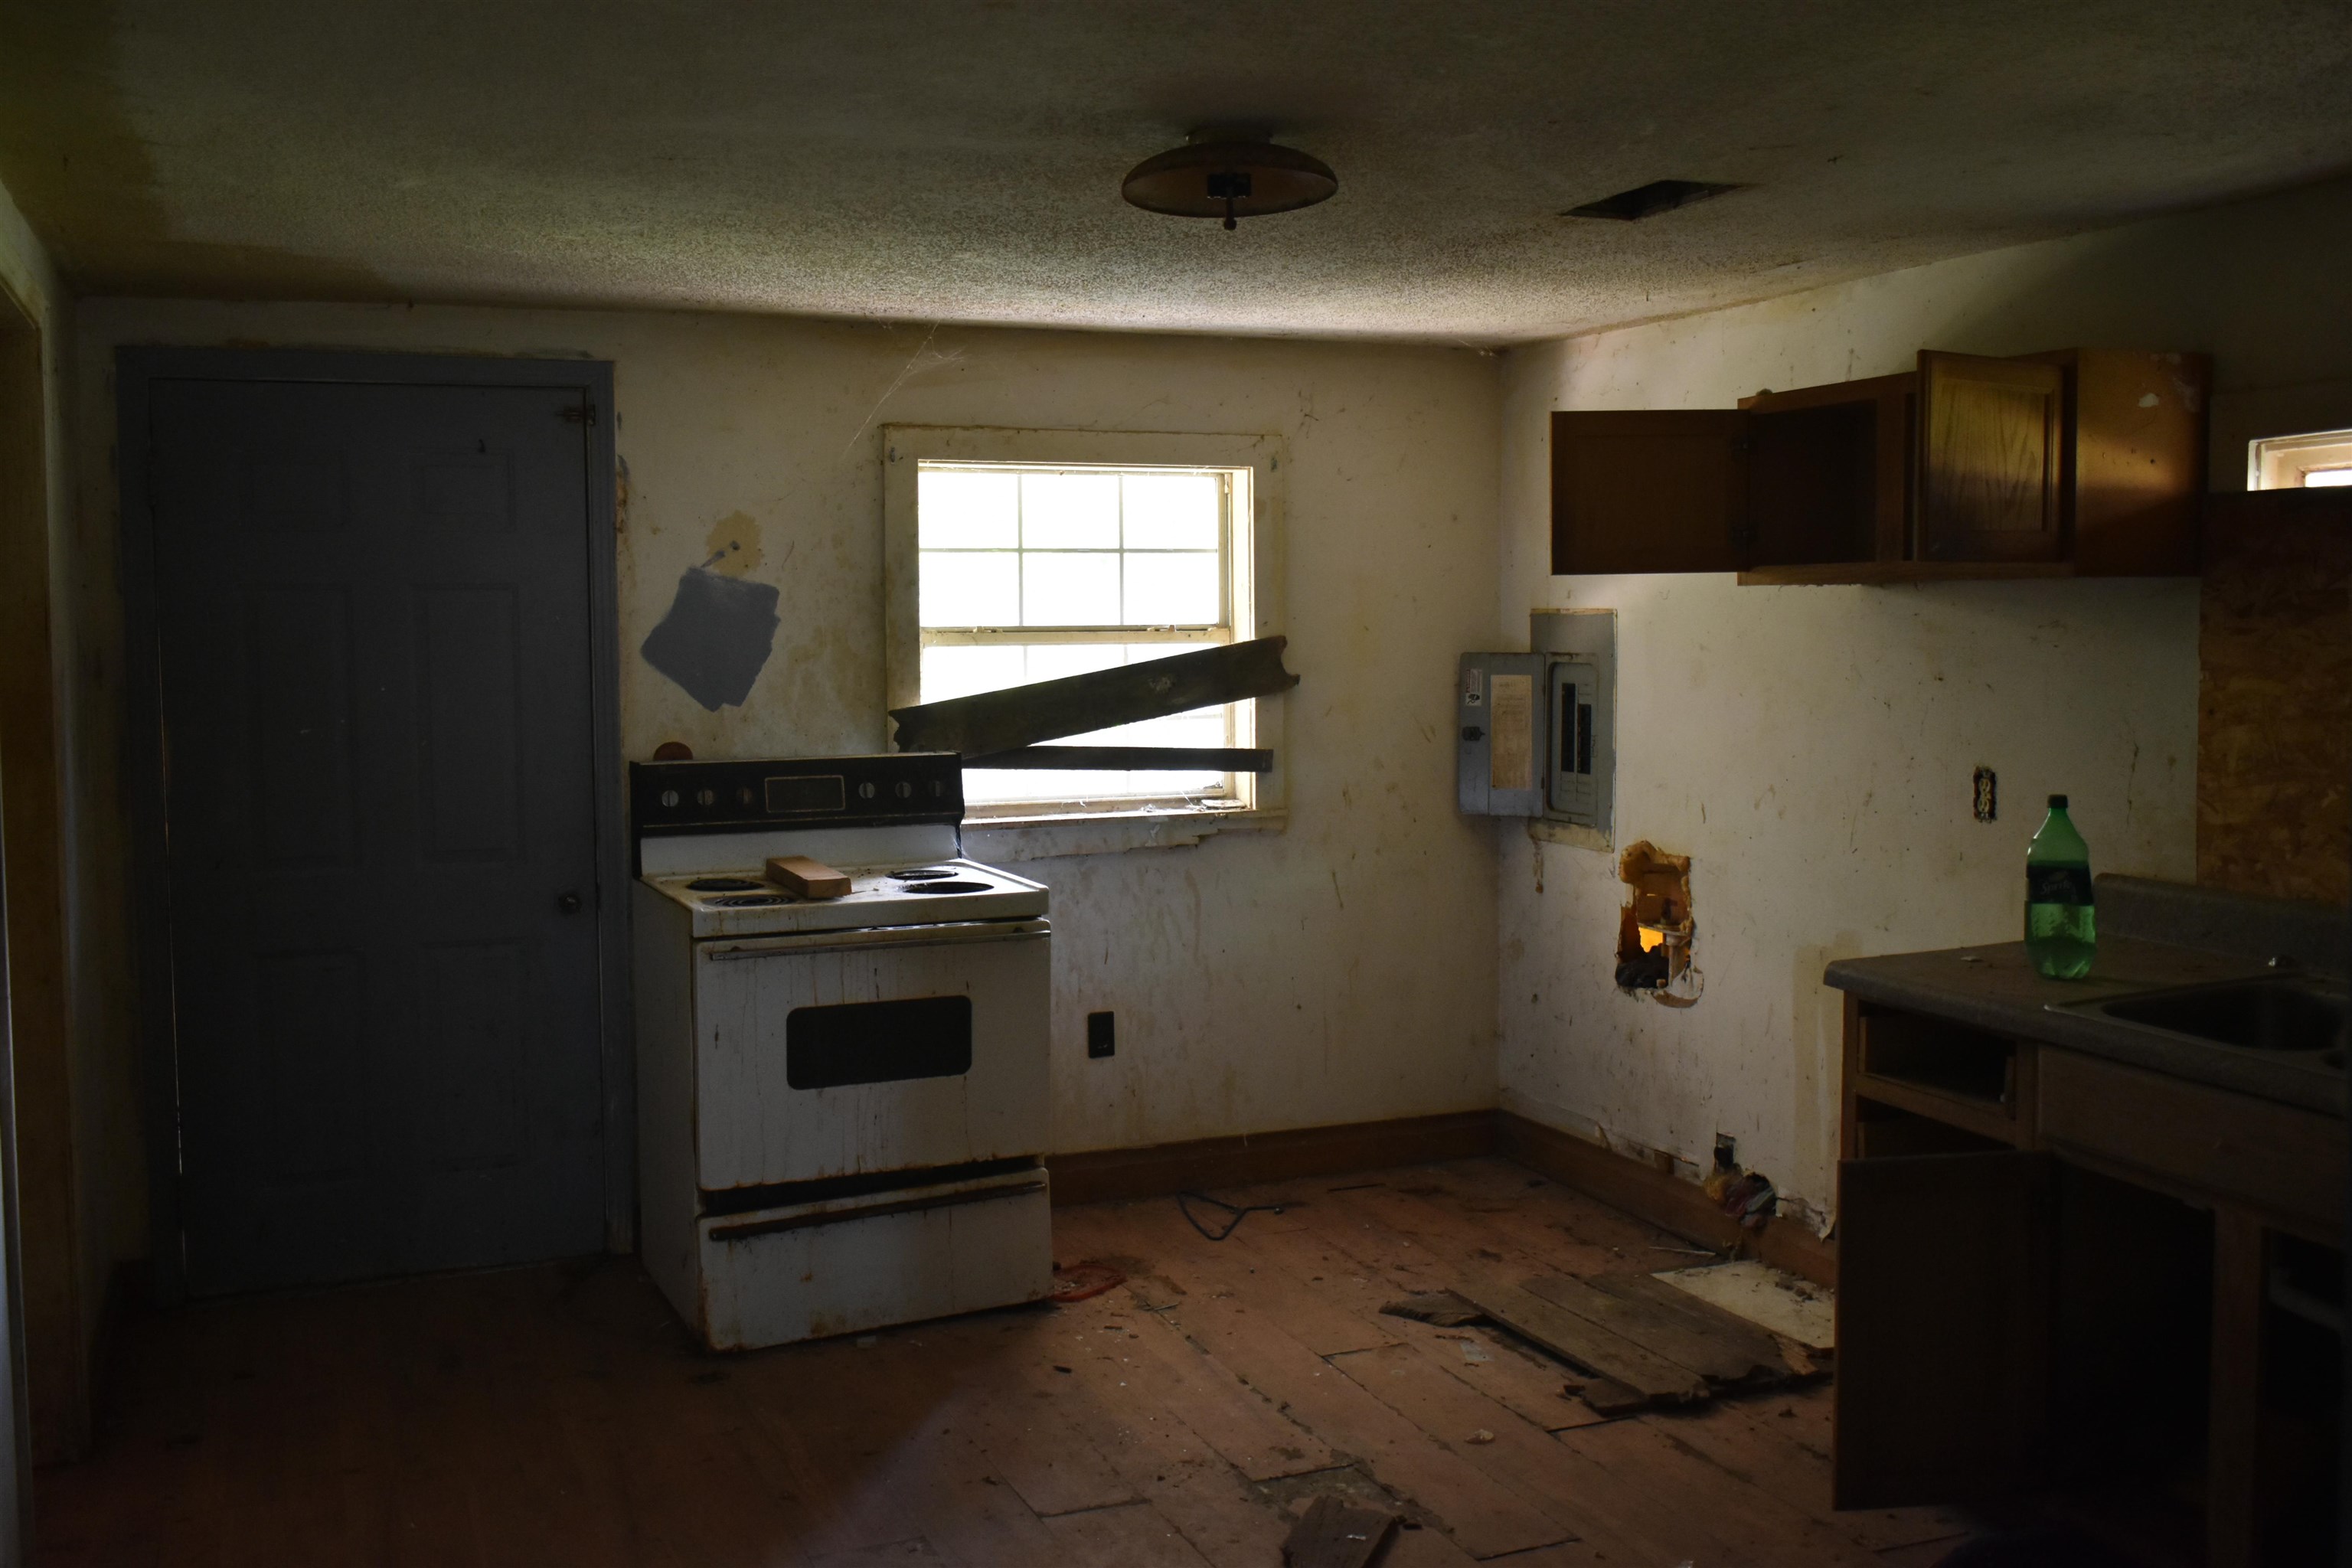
[1458,653,1546,815]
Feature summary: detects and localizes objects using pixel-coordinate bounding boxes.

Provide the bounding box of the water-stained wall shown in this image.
[1496,175,2352,1222]
[70,301,1505,1266]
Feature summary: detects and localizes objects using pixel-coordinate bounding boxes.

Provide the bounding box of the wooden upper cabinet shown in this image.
[2020,348,2209,577]
[1743,373,1913,569]
[1549,348,2206,581]
[1915,351,2065,564]
[1550,410,1745,573]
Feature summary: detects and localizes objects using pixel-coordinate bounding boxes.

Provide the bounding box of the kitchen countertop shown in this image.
[1825,937,2344,1116]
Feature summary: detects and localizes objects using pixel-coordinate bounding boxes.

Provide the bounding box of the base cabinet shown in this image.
[1838,997,2343,1565]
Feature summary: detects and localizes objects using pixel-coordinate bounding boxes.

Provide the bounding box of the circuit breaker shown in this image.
[1548,660,1600,822]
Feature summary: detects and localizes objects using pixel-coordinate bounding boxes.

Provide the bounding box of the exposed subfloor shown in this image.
[38,1157,1981,1565]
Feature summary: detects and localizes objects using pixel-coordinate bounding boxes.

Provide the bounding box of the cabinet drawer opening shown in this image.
[1860,1011,2014,1106]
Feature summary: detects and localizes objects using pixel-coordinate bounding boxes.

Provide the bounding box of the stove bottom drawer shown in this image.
[690,1171,1052,1351]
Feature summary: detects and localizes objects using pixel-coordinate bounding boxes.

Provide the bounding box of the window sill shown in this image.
[962,806,1286,862]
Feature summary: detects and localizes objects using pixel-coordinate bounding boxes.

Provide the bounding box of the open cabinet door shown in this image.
[1916,351,2064,563]
[1834,1150,2056,1509]
[1550,411,1746,573]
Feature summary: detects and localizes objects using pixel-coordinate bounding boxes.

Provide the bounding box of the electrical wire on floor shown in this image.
[1177,1191,1289,1241]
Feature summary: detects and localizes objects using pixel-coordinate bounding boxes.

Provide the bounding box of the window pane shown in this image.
[1024,642,1128,683]
[920,644,1027,702]
[1122,551,1220,626]
[1024,551,1121,626]
[1021,472,1120,549]
[1122,472,1220,550]
[920,551,1020,627]
[1063,706,1230,747]
[918,469,1018,548]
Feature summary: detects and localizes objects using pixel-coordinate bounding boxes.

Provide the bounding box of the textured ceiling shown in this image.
[4,1,2350,342]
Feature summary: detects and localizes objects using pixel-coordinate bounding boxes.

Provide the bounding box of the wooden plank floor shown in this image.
[38,1157,1978,1566]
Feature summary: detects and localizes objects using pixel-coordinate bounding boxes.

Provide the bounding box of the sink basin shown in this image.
[2055,976,2347,1068]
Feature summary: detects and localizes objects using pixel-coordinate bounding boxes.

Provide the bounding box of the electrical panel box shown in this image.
[1459,612,1615,830]
[1457,653,1545,815]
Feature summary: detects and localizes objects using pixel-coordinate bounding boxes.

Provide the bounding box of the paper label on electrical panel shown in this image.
[1488,674,1533,790]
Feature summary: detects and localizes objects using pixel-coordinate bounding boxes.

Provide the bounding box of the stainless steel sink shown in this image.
[2051,975,2347,1070]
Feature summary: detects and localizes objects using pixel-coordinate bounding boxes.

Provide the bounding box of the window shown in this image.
[2249,428,2352,490]
[883,427,1283,824]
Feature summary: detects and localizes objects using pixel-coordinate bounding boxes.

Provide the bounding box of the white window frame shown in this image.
[883,425,1287,838]
[2249,427,2352,490]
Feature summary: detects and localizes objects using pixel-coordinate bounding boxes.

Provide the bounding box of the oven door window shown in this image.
[784,995,974,1089]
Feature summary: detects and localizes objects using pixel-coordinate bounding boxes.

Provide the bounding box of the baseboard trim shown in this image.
[1046,1110,1498,1207]
[1497,1112,1837,1287]
[1046,1108,1837,1288]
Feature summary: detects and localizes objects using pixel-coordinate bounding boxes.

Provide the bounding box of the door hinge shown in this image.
[560,401,598,427]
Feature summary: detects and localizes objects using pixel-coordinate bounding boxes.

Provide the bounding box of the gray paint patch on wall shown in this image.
[639,567,780,711]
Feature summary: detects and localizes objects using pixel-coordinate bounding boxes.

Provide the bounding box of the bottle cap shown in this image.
[2048,793,2068,808]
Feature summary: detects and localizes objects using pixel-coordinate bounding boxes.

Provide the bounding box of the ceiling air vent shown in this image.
[1563,180,1744,221]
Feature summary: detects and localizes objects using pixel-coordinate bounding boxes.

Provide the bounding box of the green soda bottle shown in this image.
[2025,794,2096,980]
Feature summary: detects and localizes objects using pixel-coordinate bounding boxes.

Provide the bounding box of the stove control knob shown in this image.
[557,891,584,915]
[858,781,877,799]
[895,781,913,799]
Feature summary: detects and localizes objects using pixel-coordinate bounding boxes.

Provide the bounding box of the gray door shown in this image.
[148,378,608,1295]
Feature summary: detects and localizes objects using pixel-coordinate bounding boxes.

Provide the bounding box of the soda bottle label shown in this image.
[2027,865,2094,905]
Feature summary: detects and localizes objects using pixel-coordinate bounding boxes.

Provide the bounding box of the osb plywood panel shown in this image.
[2197,489,2352,905]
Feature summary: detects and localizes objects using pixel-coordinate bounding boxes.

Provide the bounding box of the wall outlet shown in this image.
[1086,1011,1116,1059]
[1972,766,1998,822]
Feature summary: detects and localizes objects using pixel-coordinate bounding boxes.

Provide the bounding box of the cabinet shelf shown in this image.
[1851,1073,2022,1146]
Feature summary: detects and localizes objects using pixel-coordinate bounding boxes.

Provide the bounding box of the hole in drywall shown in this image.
[1614,840,1702,1006]
[1562,179,1745,222]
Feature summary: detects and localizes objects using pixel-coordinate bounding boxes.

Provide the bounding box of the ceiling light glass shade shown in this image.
[1122,136,1337,229]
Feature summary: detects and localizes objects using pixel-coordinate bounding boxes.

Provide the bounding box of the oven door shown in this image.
[691,918,1050,1191]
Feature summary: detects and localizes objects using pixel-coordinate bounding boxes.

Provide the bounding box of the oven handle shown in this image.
[702,919,1049,962]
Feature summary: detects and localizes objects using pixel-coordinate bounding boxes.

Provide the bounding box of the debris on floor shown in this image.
[1382,1265,1825,1418]
[1049,1261,1127,1303]
[1281,1494,1400,1568]
[1651,1259,1835,1354]
[1717,1170,1779,1230]
[1377,1290,1483,1327]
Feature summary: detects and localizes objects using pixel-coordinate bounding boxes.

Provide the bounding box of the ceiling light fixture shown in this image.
[1122,130,1338,231]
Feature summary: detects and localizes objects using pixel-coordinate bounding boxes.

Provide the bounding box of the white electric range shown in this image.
[630,753,1052,1351]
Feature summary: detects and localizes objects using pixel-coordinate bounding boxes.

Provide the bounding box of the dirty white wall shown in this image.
[70,302,1504,1263]
[1498,174,2352,1222]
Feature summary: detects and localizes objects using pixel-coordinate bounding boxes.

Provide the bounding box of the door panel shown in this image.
[1916,351,2063,562]
[1834,1149,2055,1508]
[150,378,607,1295]
[1550,410,1746,573]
